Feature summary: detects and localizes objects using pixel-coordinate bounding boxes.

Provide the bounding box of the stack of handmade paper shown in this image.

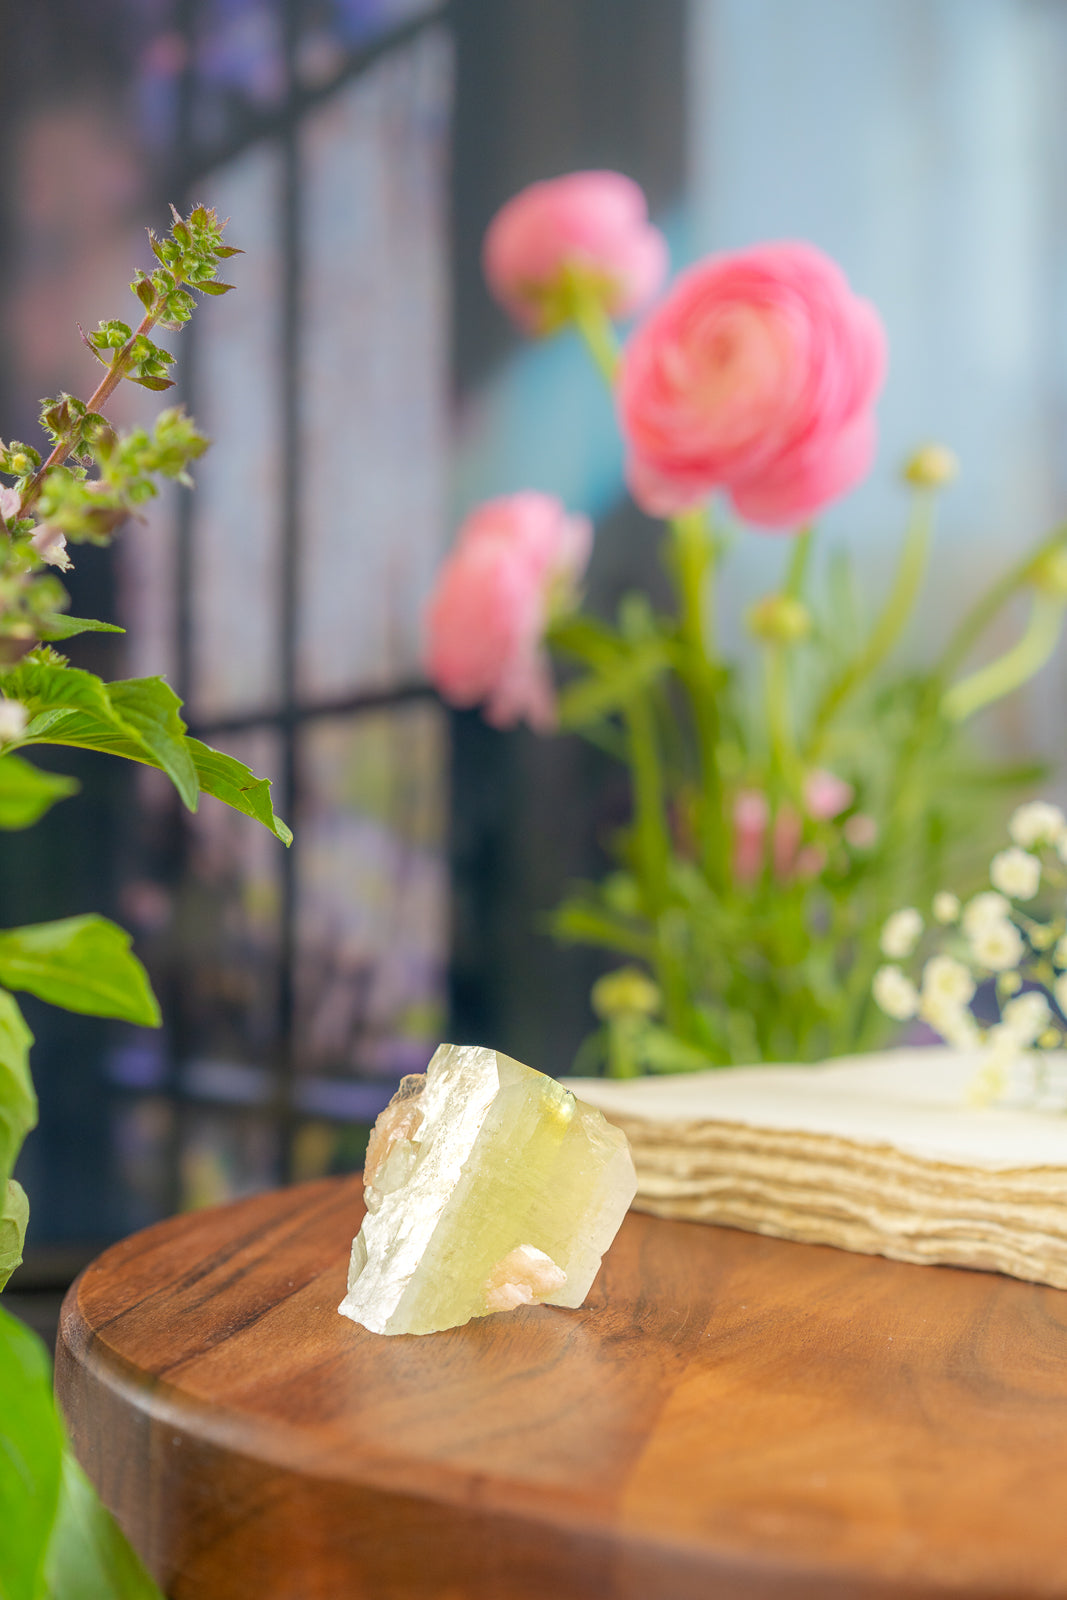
[573,1048,1067,1289]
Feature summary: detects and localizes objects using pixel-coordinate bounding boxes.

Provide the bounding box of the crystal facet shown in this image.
[338,1043,637,1336]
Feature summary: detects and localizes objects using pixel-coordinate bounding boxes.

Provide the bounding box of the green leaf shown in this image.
[551,900,652,960]
[0,917,160,1027]
[5,658,290,840]
[6,658,116,732]
[0,991,35,1188]
[195,280,235,296]
[0,756,78,831]
[0,1306,64,1600]
[128,375,174,392]
[188,739,293,846]
[557,641,668,729]
[43,1451,163,1600]
[0,1177,29,1289]
[639,1024,714,1074]
[34,617,125,643]
[107,679,198,811]
[9,661,199,813]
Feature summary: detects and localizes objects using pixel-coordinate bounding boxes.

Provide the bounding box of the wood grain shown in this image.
[55,1174,1067,1599]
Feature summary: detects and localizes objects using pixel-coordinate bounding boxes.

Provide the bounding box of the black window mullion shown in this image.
[277,0,302,1182]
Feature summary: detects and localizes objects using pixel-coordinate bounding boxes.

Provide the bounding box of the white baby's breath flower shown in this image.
[962,891,1011,938]
[873,965,920,1021]
[920,989,980,1049]
[1054,972,1067,1017]
[968,1027,1020,1107]
[0,699,27,743]
[921,954,976,1009]
[880,907,923,960]
[1000,991,1051,1046]
[969,917,1025,972]
[990,847,1041,901]
[932,891,960,925]
[1009,801,1066,850]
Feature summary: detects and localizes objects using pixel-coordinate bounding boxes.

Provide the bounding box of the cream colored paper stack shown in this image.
[573,1048,1067,1288]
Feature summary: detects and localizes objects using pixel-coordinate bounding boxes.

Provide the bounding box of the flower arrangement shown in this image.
[0,208,287,1597]
[874,800,1067,1108]
[428,170,1067,1076]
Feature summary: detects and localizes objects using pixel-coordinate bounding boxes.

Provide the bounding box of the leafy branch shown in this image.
[0,205,238,647]
[0,202,285,1600]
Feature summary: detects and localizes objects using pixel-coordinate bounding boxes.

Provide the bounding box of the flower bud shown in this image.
[591,966,662,1021]
[902,443,959,489]
[1029,547,1067,599]
[746,593,812,645]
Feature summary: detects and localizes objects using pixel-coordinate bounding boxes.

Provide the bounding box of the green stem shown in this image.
[625,693,671,914]
[806,489,934,760]
[764,644,799,796]
[669,507,724,883]
[569,291,620,387]
[942,593,1066,722]
[17,305,166,519]
[624,694,689,1032]
[672,507,716,664]
[934,522,1067,683]
[784,526,814,597]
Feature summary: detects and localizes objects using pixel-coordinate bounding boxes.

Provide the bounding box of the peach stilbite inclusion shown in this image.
[338,1043,637,1336]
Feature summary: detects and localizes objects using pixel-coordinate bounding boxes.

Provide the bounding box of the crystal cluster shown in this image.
[338,1043,637,1336]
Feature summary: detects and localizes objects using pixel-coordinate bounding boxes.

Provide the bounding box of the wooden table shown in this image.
[56,1174,1067,1599]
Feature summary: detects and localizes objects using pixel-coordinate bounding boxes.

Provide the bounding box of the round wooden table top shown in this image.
[56,1173,1067,1600]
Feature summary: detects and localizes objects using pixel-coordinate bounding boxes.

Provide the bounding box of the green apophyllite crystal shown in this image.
[338,1043,637,1336]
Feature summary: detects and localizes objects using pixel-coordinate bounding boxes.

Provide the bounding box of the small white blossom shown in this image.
[880,907,923,960]
[969,918,1025,972]
[962,891,1012,938]
[990,847,1041,901]
[873,964,919,1021]
[30,524,71,572]
[921,954,976,1009]
[1000,991,1051,1046]
[920,988,980,1049]
[1009,801,1065,850]
[932,891,960,925]
[0,699,27,743]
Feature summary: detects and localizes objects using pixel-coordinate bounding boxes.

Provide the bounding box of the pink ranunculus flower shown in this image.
[483,171,669,335]
[618,241,887,529]
[424,492,592,731]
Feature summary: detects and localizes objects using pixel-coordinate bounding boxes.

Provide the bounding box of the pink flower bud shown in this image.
[424,492,592,731]
[804,768,854,821]
[844,813,878,850]
[732,789,769,884]
[772,803,803,880]
[0,487,19,526]
[483,172,668,335]
[618,241,886,528]
[794,845,826,880]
